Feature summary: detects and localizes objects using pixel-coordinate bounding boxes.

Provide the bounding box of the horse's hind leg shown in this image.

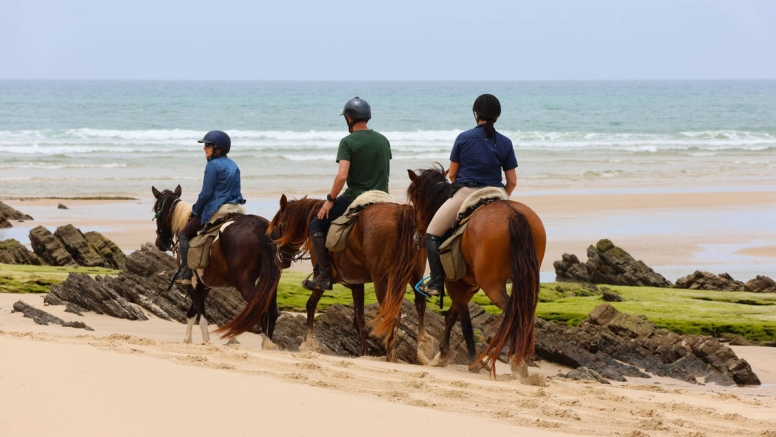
[453,299,479,372]
[261,291,279,340]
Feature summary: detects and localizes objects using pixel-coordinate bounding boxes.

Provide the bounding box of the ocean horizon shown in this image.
[1,79,775,198]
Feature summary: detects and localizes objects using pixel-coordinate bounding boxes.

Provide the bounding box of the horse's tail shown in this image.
[477,209,540,377]
[214,231,282,339]
[370,206,418,343]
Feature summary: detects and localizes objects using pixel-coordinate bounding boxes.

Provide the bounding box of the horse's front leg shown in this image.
[305,289,325,339]
[184,297,196,344]
[348,284,368,357]
[413,290,427,341]
[195,284,210,344]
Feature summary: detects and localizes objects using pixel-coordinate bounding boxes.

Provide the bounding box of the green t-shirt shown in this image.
[336,129,392,201]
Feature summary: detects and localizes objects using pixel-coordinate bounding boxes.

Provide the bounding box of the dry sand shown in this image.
[1,293,775,437]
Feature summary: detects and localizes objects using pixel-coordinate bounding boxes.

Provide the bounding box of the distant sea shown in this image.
[1,80,775,199]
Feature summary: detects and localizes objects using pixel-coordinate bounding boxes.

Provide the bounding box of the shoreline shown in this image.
[2,189,776,281]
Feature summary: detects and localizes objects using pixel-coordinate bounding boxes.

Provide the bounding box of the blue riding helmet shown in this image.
[198,130,231,154]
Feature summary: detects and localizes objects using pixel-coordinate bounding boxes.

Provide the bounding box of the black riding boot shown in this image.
[302,232,333,291]
[419,234,445,297]
[176,235,193,285]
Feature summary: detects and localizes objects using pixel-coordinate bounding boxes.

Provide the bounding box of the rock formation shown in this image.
[0,239,42,265]
[675,271,750,292]
[745,275,776,293]
[25,225,124,269]
[0,201,33,228]
[554,239,672,287]
[12,300,93,331]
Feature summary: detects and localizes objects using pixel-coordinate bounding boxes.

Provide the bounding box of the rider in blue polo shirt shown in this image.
[417,94,518,297]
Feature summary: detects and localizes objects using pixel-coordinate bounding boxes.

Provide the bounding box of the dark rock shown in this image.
[43,293,64,306]
[65,302,86,316]
[533,304,760,386]
[0,239,42,265]
[601,289,623,302]
[85,231,126,270]
[675,270,749,292]
[554,239,672,287]
[565,366,611,384]
[54,224,106,267]
[58,203,68,209]
[29,226,77,266]
[11,300,94,331]
[0,201,34,228]
[123,243,178,275]
[745,275,776,293]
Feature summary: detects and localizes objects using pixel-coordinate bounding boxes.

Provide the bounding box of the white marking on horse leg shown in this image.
[184,317,195,343]
[200,316,210,344]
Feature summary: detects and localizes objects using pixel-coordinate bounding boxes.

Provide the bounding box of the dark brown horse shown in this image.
[406,166,546,377]
[267,194,426,361]
[152,185,281,344]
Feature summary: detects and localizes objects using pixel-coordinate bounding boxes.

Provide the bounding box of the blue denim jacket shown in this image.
[192,156,246,225]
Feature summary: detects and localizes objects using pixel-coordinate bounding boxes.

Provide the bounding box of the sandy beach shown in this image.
[1,292,775,437]
[2,186,776,435]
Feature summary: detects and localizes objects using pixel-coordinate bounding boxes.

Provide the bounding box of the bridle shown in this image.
[270,221,309,266]
[152,192,181,252]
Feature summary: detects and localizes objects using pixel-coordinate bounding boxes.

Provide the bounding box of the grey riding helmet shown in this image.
[341,97,371,121]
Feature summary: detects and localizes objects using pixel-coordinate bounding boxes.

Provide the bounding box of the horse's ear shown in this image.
[407,169,418,183]
[279,194,287,211]
[174,185,182,197]
[152,186,161,199]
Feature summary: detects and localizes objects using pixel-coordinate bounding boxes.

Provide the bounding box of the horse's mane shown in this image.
[268,196,324,252]
[171,200,193,235]
[406,163,454,232]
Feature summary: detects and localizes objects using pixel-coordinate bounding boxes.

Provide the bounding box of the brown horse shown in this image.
[267,195,426,361]
[406,166,546,377]
[152,185,281,343]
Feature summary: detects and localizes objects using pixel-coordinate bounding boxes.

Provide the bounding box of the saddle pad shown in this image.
[456,187,508,225]
[187,220,235,270]
[325,190,396,253]
[439,222,467,281]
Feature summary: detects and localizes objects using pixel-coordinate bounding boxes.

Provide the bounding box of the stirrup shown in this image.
[175,278,192,286]
[302,272,332,291]
[414,276,440,298]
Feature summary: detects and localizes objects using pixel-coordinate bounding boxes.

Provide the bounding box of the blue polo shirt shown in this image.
[450,125,518,187]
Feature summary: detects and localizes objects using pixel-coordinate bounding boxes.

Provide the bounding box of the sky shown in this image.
[4,0,776,81]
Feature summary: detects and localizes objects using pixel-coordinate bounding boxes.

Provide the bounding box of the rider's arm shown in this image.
[448,161,460,183]
[193,161,217,215]
[504,168,517,196]
[328,159,350,200]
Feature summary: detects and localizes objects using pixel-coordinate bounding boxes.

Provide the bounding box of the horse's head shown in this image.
[406,163,452,233]
[151,185,182,252]
[267,194,317,269]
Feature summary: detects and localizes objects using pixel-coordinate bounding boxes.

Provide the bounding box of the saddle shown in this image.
[187,203,246,270]
[326,190,396,253]
[438,187,508,281]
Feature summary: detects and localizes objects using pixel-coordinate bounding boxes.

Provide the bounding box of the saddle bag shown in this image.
[438,222,468,281]
[326,213,358,253]
[187,233,217,270]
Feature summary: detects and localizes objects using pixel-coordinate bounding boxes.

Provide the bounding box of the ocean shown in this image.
[1,80,775,199]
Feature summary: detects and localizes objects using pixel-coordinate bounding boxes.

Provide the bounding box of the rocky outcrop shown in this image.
[533,304,760,386]
[26,224,123,268]
[85,231,126,270]
[0,201,34,228]
[29,226,77,266]
[12,300,93,331]
[0,239,42,265]
[554,239,672,287]
[745,275,776,293]
[675,271,750,292]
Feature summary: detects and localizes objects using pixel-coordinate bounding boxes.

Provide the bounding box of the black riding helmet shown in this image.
[472,94,501,121]
[341,97,371,122]
[198,130,231,155]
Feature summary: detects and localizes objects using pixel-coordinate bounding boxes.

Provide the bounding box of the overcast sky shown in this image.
[5,0,775,81]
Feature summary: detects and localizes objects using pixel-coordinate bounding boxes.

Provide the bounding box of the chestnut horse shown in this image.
[152,185,281,343]
[406,166,546,377]
[267,195,426,361]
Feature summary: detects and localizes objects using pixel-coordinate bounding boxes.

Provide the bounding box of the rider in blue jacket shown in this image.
[176,130,246,285]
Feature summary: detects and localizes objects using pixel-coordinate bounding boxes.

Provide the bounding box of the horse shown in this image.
[267,194,426,362]
[406,165,547,377]
[152,185,281,344]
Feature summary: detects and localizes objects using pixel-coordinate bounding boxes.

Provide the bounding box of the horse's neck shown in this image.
[171,201,193,235]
